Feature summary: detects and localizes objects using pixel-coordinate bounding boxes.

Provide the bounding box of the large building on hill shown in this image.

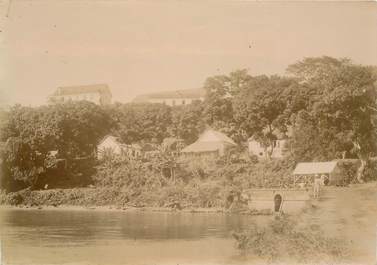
[49,84,112,106]
[133,88,205,106]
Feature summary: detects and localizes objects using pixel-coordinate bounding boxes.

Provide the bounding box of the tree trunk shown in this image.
[355,158,366,183]
[266,139,274,160]
[352,141,366,183]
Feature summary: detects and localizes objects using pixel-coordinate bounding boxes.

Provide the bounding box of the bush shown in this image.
[232,215,347,263]
[88,154,298,209]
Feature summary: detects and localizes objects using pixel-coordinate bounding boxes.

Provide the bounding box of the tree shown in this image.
[168,101,205,144]
[233,75,300,159]
[287,57,377,182]
[0,101,113,189]
[202,69,252,142]
[110,103,172,144]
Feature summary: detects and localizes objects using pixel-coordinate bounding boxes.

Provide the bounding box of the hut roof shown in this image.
[293,161,338,175]
[181,141,225,153]
[181,129,236,153]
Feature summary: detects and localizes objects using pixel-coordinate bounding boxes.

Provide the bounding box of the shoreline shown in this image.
[0,204,228,214]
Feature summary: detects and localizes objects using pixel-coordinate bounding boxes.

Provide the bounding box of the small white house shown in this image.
[248,138,287,159]
[97,135,126,159]
[97,136,151,160]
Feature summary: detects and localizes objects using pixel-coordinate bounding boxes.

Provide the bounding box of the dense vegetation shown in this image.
[0,56,376,194]
[232,215,348,263]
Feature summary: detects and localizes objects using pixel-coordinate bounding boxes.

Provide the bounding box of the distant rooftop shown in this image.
[133,88,206,102]
[53,84,111,96]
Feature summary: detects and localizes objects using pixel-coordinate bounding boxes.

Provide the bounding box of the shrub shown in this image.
[232,215,347,263]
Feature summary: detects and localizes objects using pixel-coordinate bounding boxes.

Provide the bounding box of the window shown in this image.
[182,100,185,105]
[172,100,176,106]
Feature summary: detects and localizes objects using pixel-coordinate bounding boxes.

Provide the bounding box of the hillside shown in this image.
[298,182,377,264]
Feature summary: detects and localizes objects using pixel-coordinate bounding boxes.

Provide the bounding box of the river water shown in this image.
[0,208,268,265]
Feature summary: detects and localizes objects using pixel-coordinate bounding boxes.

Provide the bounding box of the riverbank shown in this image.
[3,183,376,264]
[0,203,275,216]
[0,204,225,214]
[0,187,274,215]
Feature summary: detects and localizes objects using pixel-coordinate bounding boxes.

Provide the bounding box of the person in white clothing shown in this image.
[313,174,322,198]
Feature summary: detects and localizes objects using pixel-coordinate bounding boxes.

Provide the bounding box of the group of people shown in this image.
[297,174,329,199]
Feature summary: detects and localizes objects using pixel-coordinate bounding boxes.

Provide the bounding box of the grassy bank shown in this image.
[233,215,348,264]
[2,155,375,211]
[0,155,296,210]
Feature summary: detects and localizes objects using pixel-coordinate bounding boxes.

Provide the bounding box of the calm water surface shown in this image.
[0,208,269,265]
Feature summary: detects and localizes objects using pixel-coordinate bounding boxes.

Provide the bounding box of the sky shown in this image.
[0,0,376,106]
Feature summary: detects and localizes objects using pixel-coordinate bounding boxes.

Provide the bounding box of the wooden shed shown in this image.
[293,161,343,186]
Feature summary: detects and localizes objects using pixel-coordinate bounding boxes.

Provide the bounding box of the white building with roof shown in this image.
[97,135,142,160]
[133,88,205,106]
[181,128,237,157]
[49,84,112,106]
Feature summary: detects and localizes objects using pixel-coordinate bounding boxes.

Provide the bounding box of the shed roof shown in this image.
[293,161,338,175]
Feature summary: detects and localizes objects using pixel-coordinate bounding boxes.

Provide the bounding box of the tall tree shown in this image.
[287,57,377,181]
[110,103,172,144]
[233,75,300,158]
[0,101,113,189]
[203,69,252,141]
[168,101,205,144]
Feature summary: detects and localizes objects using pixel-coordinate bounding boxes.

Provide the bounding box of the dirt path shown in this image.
[299,182,377,264]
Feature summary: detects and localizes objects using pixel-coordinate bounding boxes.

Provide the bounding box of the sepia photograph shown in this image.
[0,0,376,265]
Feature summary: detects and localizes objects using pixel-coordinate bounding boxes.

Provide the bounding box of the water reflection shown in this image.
[0,208,260,245]
[0,208,266,265]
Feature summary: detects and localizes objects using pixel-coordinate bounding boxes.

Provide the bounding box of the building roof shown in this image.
[97,135,122,147]
[181,129,236,153]
[181,141,227,153]
[198,129,237,145]
[293,161,338,175]
[53,84,111,96]
[133,88,205,102]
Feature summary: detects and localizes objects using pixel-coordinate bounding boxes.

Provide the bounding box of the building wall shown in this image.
[248,139,287,159]
[97,137,123,159]
[181,150,219,159]
[147,97,204,106]
[243,189,311,213]
[329,167,344,186]
[126,147,142,159]
[51,92,111,105]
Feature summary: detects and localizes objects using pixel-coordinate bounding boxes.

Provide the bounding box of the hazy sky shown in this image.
[1,0,377,106]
